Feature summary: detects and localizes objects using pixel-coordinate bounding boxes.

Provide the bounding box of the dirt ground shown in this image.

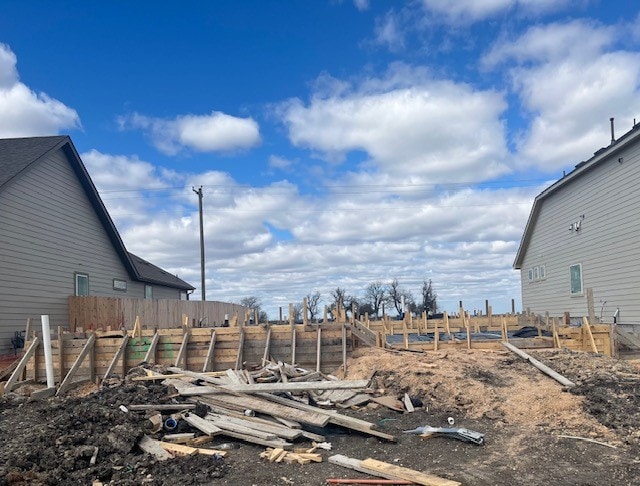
[1,347,639,486]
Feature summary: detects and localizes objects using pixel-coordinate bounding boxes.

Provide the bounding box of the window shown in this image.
[527,268,534,282]
[533,266,540,281]
[145,285,153,299]
[539,265,546,280]
[75,273,89,296]
[570,264,583,295]
[113,279,127,291]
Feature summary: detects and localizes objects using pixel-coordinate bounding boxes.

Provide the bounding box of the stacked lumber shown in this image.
[128,361,398,462]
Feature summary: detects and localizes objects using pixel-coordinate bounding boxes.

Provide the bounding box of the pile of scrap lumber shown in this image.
[127,361,397,460]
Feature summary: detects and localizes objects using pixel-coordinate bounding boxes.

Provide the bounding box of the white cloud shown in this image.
[0,43,80,137]
[278,65,510,182]
[120,111,261,155]
[373,11,405,51]
[353,0,369,11]
[420,0,570,25]
[268,155,297,171]
[484,20,640,172]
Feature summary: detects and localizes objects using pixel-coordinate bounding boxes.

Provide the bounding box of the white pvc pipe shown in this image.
[41,315,55,388]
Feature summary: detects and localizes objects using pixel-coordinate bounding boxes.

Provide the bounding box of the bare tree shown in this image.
[306,291,321,322]
[293,302,303,322]
[387,278,415,316]
[364,281,386,317]
[240,296,263,324]
[421,279,438,315]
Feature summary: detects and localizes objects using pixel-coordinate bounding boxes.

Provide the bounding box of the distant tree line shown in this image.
[239,277,437,323]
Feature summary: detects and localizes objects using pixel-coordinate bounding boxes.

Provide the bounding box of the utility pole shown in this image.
[192,186,206,300]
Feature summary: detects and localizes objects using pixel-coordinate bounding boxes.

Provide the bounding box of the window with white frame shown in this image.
[533,266,540,281]
[527,268,534,282]
[569,264,583,295]
[539,265,546,280]
[75,273,89,296]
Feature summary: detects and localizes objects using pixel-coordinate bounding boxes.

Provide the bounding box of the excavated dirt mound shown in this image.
[1,348,639,485]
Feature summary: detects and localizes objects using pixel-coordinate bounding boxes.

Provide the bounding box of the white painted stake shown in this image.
[41,315,55,388]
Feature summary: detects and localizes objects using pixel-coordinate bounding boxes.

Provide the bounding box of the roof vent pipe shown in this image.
[610,117,615,144]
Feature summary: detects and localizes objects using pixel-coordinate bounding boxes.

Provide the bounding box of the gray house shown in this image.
[0,136,194,354]
[514,121,640,325]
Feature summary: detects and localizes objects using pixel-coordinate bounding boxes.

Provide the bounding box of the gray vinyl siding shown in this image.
[0,149,178,354]
[520,140,640,324]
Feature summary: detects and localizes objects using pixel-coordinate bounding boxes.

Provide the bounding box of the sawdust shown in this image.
[346,347,613,440]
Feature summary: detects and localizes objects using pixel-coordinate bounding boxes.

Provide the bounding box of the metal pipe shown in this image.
[41,315,55,388]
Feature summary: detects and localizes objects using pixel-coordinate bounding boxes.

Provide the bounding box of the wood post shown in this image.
[174,331,190,368]
[261,327,271,367]
[103,335,129,384]
[342,324,347,375]
[443,311,451,336]
[57,326,65,382]
[144,332,160,364]
[3,337,40,394]
[434,322,439,351]
[57,333,96,396]
[235,328,245,370]
[203,330,217,372]
[303,298,308,326]
[582,317,598,353]
[465,312,471,350]
[587,288,596,324]
[291,327,297,365]
[316,327,322,372]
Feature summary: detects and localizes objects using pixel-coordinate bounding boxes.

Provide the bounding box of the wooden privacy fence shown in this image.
[4,323,352,394]
[68,296,249,332]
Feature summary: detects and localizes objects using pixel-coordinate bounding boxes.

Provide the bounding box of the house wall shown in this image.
[520,139,640,324]
[0,148,179,354]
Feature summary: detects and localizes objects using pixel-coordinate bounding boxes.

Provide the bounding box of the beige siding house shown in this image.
[514,122,640,325]
[0,136,194,354]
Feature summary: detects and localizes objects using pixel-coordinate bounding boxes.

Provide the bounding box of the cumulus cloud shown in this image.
[82,150,184,225]
[278,65,510,182]
[119,111,261,155]
[484,20,640,172]
[0,43,80,137]
[268,155,297,171]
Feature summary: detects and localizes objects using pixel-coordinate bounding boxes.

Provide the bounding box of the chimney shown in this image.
[610,117,615,144]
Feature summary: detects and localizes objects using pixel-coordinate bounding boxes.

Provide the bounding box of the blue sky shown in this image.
[2,1,640,317]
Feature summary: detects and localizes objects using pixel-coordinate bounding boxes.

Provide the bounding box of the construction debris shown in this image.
[403,426,485,445]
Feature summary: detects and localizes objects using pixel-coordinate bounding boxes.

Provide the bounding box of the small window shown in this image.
[527,269,534,282]
[570,264,583,295]
[145,285,153,299]
[75,273,89,296]
[113,279,127,291]
[539,265,546,280]
[533,266,540,281]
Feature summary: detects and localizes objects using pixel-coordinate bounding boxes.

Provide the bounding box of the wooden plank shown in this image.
[158,441,227,457]
[3,337,40,393]
[221,379,370,394]
[102,335,129,384]
[235,328,245,370]
[291,327,297,365]
[502,342,575,387]
[199,394,330,427]
[261,327,272,367]
[329,454,406,481]
[360,458,461,486]
[203,330,217,372]
[174,332,190,368]
[316,327,322,372]
[144,332,160,363]
[342,324,347,374]
[138,436,173,461]
[57,333,97,396]
[182,413,223,435]
[57,326,65,383]
[582,317,598,353]
[128,404,197,411]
